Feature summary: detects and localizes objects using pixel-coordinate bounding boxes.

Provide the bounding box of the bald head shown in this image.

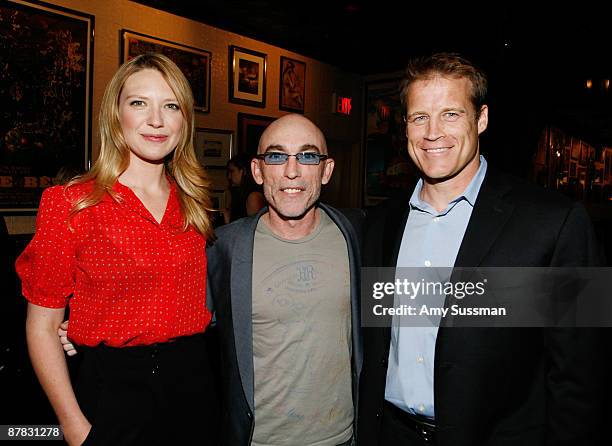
[251,113,334,232]
[258,114,327,155]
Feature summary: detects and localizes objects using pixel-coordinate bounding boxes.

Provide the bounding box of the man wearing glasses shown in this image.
[207,113,362,446]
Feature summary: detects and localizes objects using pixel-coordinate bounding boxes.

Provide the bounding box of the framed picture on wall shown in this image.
[121,30,211,113]
[593,162,604,184]
[279,56,306,113]
[229,45,267,108]
[205,167,228,191]
[363,79,415,206]
[0,0,94,211]
[571,138,581,160]
[578,167,587,187]
[569,161,577,178]
[579,142,588,165]
[209,190,226,211]
[237,113,276,156]
[195,128,233,168]
[604,148,612,181]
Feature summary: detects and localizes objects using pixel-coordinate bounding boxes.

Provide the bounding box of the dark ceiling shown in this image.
[133,1,612,149]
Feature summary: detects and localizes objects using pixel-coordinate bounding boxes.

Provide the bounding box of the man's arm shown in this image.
[26,304,89,445]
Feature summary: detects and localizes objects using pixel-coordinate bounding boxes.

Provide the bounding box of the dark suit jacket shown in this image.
[358,169,604,446]
[207,203,364,446]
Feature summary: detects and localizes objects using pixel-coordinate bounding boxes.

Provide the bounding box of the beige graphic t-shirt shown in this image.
[251,210,353,446]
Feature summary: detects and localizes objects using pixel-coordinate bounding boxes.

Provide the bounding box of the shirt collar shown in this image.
[112,176,179,225]
[409,155,488,213]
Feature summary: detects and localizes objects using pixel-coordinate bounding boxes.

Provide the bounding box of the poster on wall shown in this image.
[279,56,306,113]
[363,79,415,206]
[237,113,275,157]
[229,45,267,108]
[0,0,94,210]
[194,128,233,168]
[121,30,211,113]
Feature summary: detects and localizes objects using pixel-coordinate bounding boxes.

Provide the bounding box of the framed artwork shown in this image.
[588,146,596,162]
[194,128,233,168]
[279,56,306,113]
[577,167,587,188]
[604,148,612,181]
[121,30,211,113]
[363,79,414,206]
[0,0,94,211]
[205,167,227,191]
[579,141,588,165]
[571,137,581,160]
[593,162,604,184]
[229,45,267,108]
[237,113,276,156]
[569,161,577,178]
[209,190,226,211]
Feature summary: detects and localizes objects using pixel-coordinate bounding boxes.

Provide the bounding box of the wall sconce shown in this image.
[585,79,593,89]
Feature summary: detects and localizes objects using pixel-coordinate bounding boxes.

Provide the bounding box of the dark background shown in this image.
[135,0,612,175]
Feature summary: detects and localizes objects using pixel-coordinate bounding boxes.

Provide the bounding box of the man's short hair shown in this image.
[399,52,488,118]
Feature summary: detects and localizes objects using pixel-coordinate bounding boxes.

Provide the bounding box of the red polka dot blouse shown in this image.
[16,180,211,347]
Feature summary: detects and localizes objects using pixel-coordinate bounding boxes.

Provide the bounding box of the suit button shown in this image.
[376,412,381,418]
[381,357,388,365]
[247,411,252,419]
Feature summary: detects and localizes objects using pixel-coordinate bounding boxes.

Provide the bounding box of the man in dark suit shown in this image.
[358,53,603,445]
[207,114,362,446]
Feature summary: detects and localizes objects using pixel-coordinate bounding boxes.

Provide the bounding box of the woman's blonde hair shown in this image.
[68,53,213,238]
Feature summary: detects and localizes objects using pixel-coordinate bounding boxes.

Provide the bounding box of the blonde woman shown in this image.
[16,54,218,445]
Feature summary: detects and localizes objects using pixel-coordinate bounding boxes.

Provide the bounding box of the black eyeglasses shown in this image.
[256,152,329,165]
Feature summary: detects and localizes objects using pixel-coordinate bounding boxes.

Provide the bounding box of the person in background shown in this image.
[223,153,265,224]
[16,53,218,446]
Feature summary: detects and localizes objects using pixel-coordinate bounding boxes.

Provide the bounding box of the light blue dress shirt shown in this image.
[384,156,488,419]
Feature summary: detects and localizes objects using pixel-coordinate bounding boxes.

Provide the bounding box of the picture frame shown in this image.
[237,113,276,156]
[569,161,577,178]
[229,45,267,108]
[0,0,94,211]
[578,167,587,187]
[205,167,228,191]
[579,142,588,165]
[209,190,226,211]
[363,79,414,207]
[593,162,604,184]
[121,30,211,113]
[279,56,306,113]
[194,128,233,168]
[604,148,612,182]
[571,137,581,160]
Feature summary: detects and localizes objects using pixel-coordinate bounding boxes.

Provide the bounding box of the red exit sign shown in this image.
[332,93,352,115]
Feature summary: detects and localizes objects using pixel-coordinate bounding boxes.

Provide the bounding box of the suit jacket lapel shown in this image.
[230,210,265,412]
[320,204,364,375]
[380,200,412,349]
[441,171,515,328]
[454,171,515,268]
[385,201,412,268]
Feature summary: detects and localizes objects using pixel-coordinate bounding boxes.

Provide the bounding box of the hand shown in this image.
[58,321,78,356]
[62,418,91,446]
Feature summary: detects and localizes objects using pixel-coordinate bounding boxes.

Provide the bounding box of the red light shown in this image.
[379,104,390,120]
[336,96,352,115]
